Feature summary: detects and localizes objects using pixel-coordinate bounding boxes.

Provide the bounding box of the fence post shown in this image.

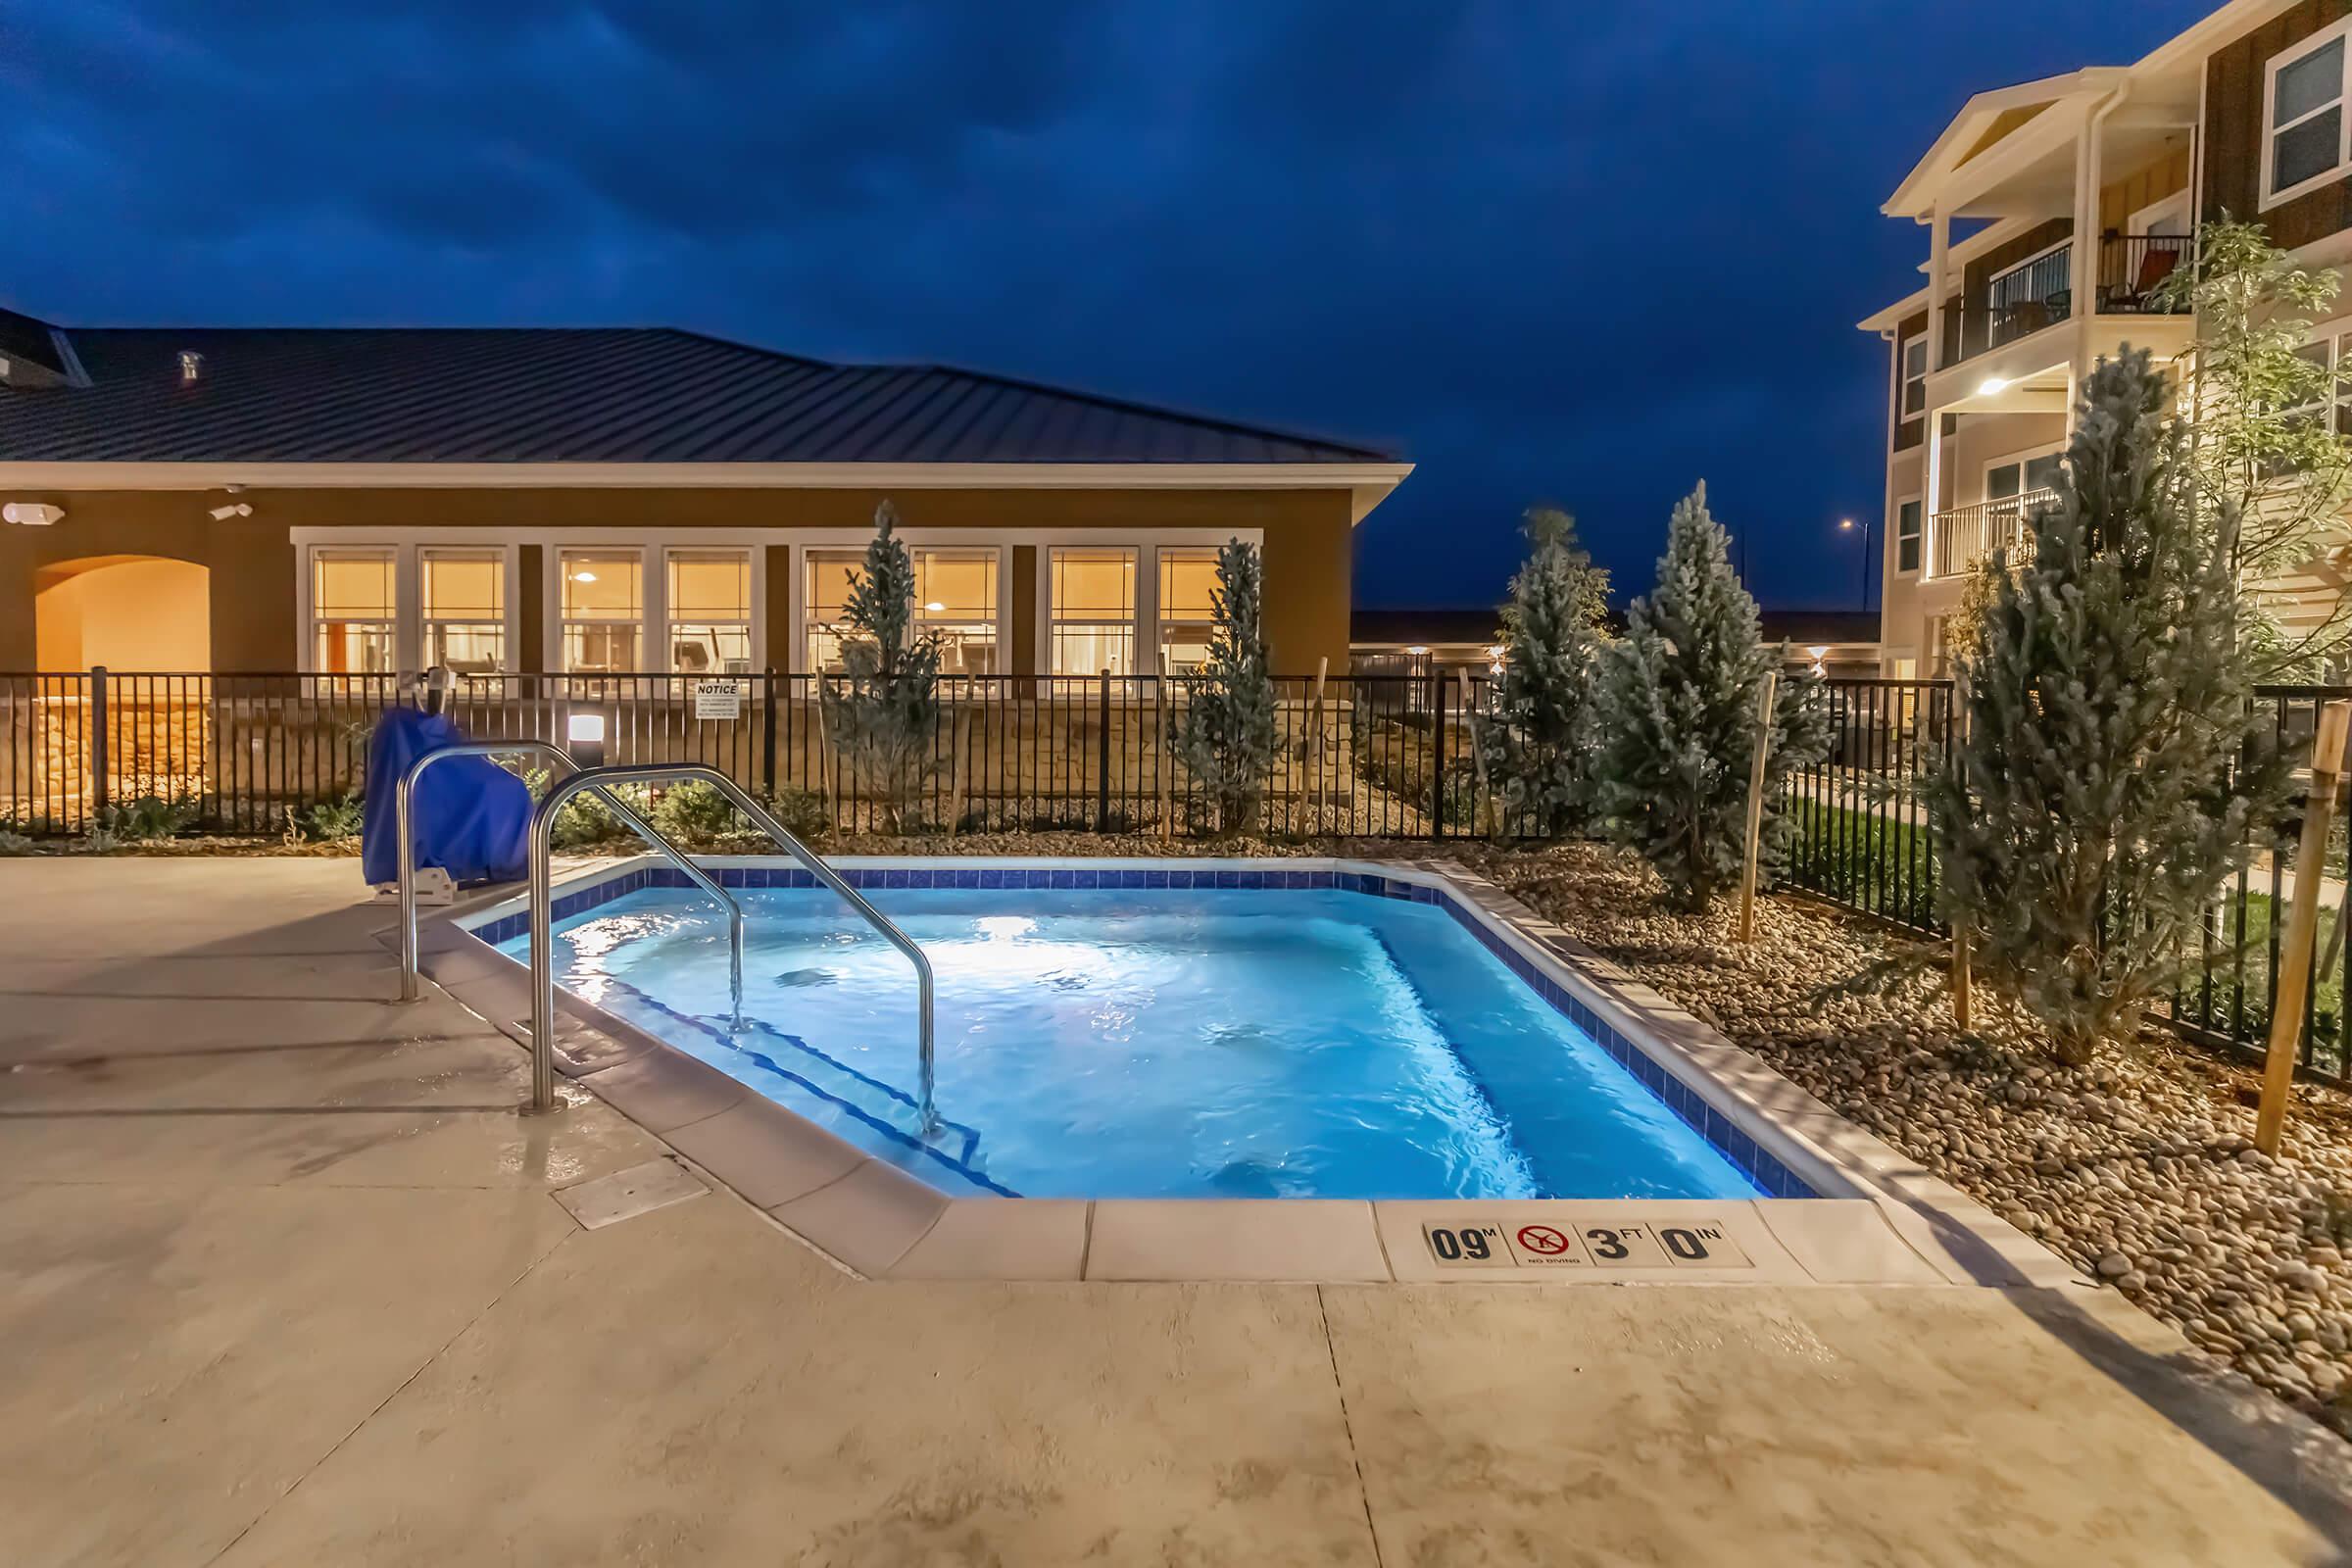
[87,664,110,824]
[1431,673,1448,840]
[1097,669,1112,833]
[760,668,779,799]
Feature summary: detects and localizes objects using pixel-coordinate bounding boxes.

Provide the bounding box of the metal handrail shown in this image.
[529,763,940,1132]
[396,741,745,1039]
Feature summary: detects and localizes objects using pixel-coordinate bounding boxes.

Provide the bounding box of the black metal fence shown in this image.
[1780,677,2352,1086]
[0,667,1496,842]
[13,664,2344,1080]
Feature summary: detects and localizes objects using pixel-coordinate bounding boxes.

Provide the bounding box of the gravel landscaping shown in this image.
[1455,840,2352,1442]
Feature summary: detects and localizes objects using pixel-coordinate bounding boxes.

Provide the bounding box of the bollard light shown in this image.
[567,710,608,767]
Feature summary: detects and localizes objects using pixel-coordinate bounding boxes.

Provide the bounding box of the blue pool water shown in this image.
[501,885,1763,1200]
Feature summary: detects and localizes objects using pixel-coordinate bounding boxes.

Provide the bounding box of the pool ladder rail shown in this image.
[395,750,940,1136]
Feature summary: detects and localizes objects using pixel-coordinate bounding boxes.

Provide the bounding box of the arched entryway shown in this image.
[34,555,212,669]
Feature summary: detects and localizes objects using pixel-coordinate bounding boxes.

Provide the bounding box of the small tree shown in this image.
[821,500,943,833]
[1924,349,2291,1064]
[1171,538,1276,835]
[2153,216,2352,677]
[1593,483,1828,911]
[1480,506,1611,837]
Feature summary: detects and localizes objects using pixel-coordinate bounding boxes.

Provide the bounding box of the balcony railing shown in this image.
[2095,233,2192,315]
[1937,231,2194,368]
[1929,488,2056,578]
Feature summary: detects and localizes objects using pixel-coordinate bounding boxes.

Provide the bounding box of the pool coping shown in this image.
[409,854,2085,1291]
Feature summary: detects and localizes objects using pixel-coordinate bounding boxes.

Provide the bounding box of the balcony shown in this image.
[1930,489,2055,579]
[1939,234,2191,369]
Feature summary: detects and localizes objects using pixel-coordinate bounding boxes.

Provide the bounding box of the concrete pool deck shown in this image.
[7,858,2352,1565]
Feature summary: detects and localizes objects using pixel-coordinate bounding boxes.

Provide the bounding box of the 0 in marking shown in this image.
[1426,1224,1502,1262]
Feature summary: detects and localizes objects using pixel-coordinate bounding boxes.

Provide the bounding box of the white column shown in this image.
[1925,207,1950,371]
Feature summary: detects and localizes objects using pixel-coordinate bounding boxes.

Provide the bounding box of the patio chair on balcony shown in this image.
[2098,238,2184,314]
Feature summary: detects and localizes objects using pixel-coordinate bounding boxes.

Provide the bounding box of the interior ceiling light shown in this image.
[573,571,598,583]
[924,601,946,612]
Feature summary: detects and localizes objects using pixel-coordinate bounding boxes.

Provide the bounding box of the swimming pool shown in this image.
[489,865,1803,1203]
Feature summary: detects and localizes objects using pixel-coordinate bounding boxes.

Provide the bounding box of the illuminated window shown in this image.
[808,548,1000,674]
[1051,548,1137,676]
[420,550,505,674]
[915,550,998,676]
[805,551,860,673]
[1156,548,1222,674]
[561,551,643,672]
[666,551,752,673]
[1895,499,1923,574]
[313,550,396,674]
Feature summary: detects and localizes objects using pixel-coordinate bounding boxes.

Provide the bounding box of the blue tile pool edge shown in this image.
[456,857,1826,1201]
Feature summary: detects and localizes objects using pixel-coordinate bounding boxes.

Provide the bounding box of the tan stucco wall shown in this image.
[0,485,1357,674]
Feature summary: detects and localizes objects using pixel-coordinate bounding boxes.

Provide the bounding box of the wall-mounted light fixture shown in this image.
[2,502,64,526]
[208,502,253,520]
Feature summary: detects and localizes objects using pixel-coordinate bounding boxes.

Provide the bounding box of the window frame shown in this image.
[295,540,521,678]
[1894,496,1923,576]
[1899,335,1928,420]
[662,546,757,675]
[2263,16,2352,210]
[1153,545,1225,675]
[418,546,510,676]
[1047,546,1141,677]
[555,546,649,676]
[308,546,400,676]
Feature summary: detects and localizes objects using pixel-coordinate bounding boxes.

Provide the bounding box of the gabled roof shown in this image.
[0,318,1397,466]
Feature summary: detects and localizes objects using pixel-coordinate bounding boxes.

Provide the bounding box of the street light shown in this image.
[1838,515,1874,611]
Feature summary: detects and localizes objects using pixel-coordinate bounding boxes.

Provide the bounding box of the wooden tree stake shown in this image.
[1737,671,1780,943]
[1459,666,1496,841]
[1950,672,1973,1027]
[2257,699,2352,1155]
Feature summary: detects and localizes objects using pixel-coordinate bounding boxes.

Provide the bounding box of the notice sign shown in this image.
[694,679,744,720]
[1420,1216,1752,1271]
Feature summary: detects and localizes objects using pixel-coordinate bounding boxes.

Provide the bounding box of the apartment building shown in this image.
[1859,0,2352,675]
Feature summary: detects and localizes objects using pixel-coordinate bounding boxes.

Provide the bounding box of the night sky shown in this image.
[6,1,2218,613]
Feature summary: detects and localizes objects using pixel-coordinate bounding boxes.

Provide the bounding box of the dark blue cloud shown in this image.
[3,0,2218,611]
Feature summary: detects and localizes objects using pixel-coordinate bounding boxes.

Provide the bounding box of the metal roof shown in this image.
[0,322,1396,466]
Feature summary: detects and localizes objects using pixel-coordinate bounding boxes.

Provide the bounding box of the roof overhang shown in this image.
[0,459,1415,524]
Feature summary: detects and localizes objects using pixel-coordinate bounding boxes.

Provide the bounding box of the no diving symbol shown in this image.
[1515,1224,1572,1256]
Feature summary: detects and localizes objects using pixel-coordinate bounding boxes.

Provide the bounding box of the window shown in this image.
[1900,335,1928,418]
[914,550,999,676]
[666,551,751,673]
[561,551,643,672]
[420,550,505,674]
[805,551,859,673]
[313,550,396,674]
[2267,23,2352,206]
[1156,548,1222,673]
[1050,548,1137,675]
[1895,498,1923,574]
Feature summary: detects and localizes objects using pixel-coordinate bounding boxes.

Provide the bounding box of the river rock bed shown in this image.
[1456,841,2352,1440]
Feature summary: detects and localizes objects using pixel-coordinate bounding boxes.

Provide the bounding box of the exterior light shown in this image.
[567,712,607,745]
[1838,517,1855,530]
[924,601,946,612]
[1977,375,2009,396]
[1405,645,1431,657]
[2,502,64,526]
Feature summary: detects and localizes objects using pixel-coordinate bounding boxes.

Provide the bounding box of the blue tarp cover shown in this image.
[360,708,532,886]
